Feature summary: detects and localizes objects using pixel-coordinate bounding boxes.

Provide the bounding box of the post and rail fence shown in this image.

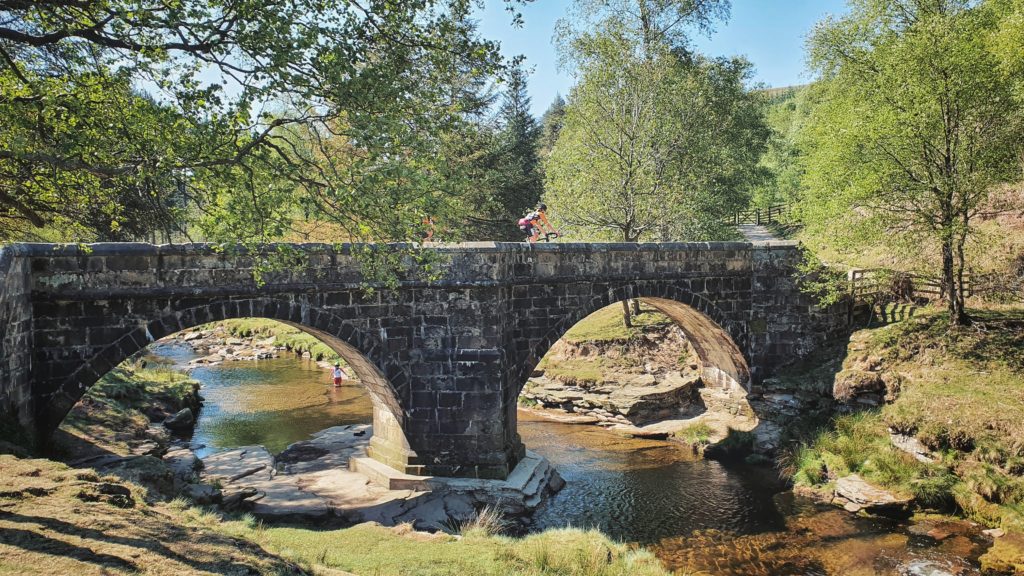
[725,204,1022,307]
[846,268,1022,303]
[728,203,792,226]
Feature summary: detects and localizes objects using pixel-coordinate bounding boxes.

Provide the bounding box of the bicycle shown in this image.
[526,231,561,243]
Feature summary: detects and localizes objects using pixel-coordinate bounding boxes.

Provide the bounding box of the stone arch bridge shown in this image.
[0,241,848,479]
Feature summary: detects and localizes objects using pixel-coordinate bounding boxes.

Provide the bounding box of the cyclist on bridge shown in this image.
[518,203,559,243]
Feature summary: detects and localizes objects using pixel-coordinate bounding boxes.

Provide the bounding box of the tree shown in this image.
[545,22,767,244]
[750,86,814,208]
[494,68,544,236]
[989,0,1024,99]
[470,67,544,239]
[558,0,730,55]
[0,0,514,244]
[801,0,1024,325]
[546,8,767,325]
[539,94,567,158]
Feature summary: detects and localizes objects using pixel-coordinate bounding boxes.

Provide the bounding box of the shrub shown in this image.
[673,422,714,446]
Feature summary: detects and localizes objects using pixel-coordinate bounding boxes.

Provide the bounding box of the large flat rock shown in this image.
[523,372,700,424]
[834,474,913,514]
[199,427,562,527]
[202,446,274,483]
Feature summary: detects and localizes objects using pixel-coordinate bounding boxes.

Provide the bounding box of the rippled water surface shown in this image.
[155,343,991,575]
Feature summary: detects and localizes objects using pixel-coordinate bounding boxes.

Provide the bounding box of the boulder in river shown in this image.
[163,408,195,432]
[834,474,912,516]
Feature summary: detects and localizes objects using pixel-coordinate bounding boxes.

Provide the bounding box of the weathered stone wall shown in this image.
[0,246,33,443]
[748,244,851,394]
[3,240,850,478]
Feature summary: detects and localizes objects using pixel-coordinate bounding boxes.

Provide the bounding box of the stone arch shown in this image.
[518,282,750,395]
[43,297,417,472]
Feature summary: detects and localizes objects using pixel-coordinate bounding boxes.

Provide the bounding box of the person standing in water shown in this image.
[331,363,348,387]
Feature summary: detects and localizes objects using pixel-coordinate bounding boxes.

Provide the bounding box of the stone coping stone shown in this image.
[3,239,798,258]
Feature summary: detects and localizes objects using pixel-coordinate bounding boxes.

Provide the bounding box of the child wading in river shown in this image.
[331,363,348,387]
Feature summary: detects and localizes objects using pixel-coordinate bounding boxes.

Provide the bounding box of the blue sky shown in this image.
[478,0,851,116]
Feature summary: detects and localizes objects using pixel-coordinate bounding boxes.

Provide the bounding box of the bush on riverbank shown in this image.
[783,308,1024,533]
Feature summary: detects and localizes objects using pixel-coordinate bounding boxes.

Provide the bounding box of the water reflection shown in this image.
[519,411,788,544]
[150,342,373,456]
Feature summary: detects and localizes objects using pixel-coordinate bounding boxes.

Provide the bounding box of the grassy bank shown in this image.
[0,455,305,575]
[57,359,200,457]
[206,516,671,576]
[212,318,344,363]
[0,453,673,576]
[784,308,1024,540]
[535,303,685,385]
[557,303,670,343]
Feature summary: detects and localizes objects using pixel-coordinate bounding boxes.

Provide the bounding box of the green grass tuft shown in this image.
[785,307,1024,531]
[673,422,714,446]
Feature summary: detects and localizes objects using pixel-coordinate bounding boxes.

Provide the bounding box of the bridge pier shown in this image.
[0,241,849,479]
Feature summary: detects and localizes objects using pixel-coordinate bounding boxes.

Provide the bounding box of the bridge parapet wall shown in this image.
[26,241,770,297]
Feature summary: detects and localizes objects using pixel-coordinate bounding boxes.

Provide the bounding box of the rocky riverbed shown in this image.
[521,326,706,425]
[177,324,294,366]
[192,424,563,529]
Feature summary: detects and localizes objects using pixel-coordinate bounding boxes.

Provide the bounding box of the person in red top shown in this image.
[518,203,558,243]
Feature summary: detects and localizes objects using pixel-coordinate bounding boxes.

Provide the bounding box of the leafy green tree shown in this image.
[547,4,766,324]
[545,19,767,243]
[801,0,1024,325]
[558,0,730,54]
[751,86,813,208]
[988,0,1024,99]
[0,0,515,244]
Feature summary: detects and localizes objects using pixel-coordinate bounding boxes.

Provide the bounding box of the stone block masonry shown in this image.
[0,245,34,444]
[0,241,849,478]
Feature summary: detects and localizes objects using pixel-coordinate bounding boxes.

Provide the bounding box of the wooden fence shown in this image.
[847,268,1016,302]
[728,204,792,226]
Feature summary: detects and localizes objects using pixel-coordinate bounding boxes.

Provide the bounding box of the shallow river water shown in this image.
[152,342,991,576]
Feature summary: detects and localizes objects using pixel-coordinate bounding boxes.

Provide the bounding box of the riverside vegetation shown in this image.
[780,308,1024,574]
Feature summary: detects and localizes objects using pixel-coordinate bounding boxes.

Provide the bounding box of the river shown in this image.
[151,341,991,576]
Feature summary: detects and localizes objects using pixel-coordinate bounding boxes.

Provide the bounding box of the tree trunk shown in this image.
[631,298,641,315]
[941,237,966,325]
[954,226,970,326]
[621,300,633,328]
